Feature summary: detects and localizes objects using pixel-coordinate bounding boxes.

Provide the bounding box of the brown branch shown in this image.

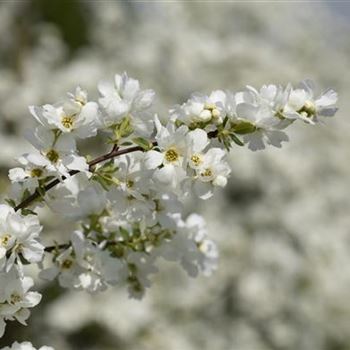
[23,132,219,254]
[14,130,218,213]
[14,144,152,212]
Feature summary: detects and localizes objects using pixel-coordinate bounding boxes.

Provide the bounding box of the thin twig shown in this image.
[14,144,150,212]
[14,130,218,212]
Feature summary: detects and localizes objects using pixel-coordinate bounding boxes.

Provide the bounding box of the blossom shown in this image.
[0,268,42,338]
[235,87,290,151]
[159,214,218,277]
[29,86,100,139]
[25,126,89,178]
[44,173,106,219]
[98,72,155,137]
[107,154,155,223]
[8,153,53,192]
[171,90,235,127]
[144,117,188,188]
[0,204,43,272]
[192,148,231,200]
[0,70,340,342]
[283,80,338,124]
[126,252,158,299]
[40,231,125,293]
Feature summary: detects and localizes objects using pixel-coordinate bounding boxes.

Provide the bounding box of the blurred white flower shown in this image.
[98,72,155,137]
[0,341,54,350]
[0,204,43,272]
[0,268,41,338]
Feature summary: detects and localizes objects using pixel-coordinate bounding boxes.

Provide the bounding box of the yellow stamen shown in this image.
[61,115,74,129]
[46,149,59,164]
[30,168,43,178]
[165,148,179,163]
[191,154,202,166]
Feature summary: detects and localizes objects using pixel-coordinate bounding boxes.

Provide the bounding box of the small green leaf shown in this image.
[132,137,153,151]
[21,208,37,216]
[230,133,244,146]
[5,198,16,208]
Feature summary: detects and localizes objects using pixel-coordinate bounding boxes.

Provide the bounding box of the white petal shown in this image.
[22,241,45,263]
[8,168,27,182]
[236,103,258,121]
[21,291,42,308]
[134,89,155,110]
[39,267,59,281]
[144,150,164,169]
[97,79,114,96]
[187,129,208,153]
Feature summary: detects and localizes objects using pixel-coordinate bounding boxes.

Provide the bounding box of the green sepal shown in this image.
[231,121,256,134]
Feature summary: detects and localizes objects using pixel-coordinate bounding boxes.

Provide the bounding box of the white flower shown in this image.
[283,79,338,124]
[98,72,155,137]
[192,148,231,200]
[0,268,42,338]
[235,88,289,151]
[25,126,89,178]
[29,86,100,139]
[8,153,53,192]
[186,128,209,170]
[107,155,155,223]
[148,192,183,229]
[0,341,54,350]
[144,117,188,188]
[0,204,43,272]
[72,231,126,293]
[184,214,218,276]
[159,214,218,277]
[41,231,126,293]
[126,252,158,299]
[45,173,106,219]
[171,90,234,126]
[39,246,79,290]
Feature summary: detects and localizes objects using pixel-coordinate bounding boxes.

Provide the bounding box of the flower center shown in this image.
[46,149,59,164]
[126,179,134,188]
[0,234,11,247]
[201,168,213,178]
[10,293,22,304]
[165,148,179,163]
[61,115,74,129]
[298,100,316,118]
[191,154,202,166]
[62,259,73,269]
[30,168,43,178]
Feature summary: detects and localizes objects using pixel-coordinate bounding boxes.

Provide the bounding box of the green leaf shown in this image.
[37,186,46,198]
[117,116,134,138]
[5,198,16,208]
[21,208,37,216]
[132,137,153,151]
[230,133,244,146]
[120,141,133,146]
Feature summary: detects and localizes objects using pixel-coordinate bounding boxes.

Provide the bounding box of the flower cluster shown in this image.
[0,342,53,350]
[0,72,337,346]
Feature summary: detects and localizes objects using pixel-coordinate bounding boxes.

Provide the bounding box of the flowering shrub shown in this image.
[0,73,338,349]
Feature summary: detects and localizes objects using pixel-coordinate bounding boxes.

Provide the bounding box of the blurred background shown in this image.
[1,1,350,349]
